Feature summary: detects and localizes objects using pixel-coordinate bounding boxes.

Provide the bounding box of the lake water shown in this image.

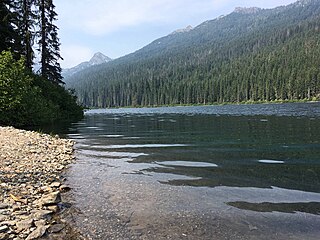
[64,103,320,239]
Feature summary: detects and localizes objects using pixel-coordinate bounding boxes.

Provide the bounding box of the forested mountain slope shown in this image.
[65,0,320,108]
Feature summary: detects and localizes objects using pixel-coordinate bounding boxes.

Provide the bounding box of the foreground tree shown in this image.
[16,0,36,70]
[0,0,20,53]
[0,0,83,127]
[0,51,31,113]
[38,0,63,83]
[0,50,83,126]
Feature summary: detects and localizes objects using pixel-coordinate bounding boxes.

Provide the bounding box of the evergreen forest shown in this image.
[0,0,83,127]
[66,0,320,108]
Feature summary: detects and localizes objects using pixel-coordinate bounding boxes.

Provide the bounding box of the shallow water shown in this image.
[65,103,320,239]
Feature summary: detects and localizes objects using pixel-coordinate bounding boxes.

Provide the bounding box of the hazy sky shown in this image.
[55,0,297,68]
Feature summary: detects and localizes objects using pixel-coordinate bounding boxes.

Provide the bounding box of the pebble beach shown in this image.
[0,126,76,240]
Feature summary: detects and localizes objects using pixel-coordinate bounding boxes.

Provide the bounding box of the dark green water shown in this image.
[65,103,320,239]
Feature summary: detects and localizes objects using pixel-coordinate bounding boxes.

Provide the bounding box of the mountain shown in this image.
[62,52,111,78]
[66,0,320,108]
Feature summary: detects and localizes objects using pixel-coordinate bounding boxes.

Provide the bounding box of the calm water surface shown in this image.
[65,103,320,239]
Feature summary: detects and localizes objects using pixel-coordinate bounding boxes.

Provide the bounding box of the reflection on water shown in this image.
[91,143,189,149]
[65,103,320,239]
[258,159,285,164]
[78,149,149,158]
[149,163,320,193]
[227,201,320,215]
[156,161,218,168]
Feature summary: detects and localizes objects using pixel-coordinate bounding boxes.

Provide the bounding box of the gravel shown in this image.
[0,126,76,240]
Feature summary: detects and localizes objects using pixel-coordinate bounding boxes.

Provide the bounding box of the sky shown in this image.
[55,0,298,68]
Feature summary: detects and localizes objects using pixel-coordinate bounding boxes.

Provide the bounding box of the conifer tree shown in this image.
[38,0,63,84]
[16,0,36,70]
[0,0,20,53]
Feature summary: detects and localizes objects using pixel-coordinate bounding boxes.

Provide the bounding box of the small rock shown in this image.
[39,186,52,193]
[0,221,15,226]
[32,210,53,220]
[47,205,59,213]
[39,192,61,206]
[0,210,8,215]
[0,226,8,233]
[8,234,15,239]
[34,220,46,227]
[12,205,21,212]
[0,233,9,240]
[12,211,28,216]
[59,185,71,192]
[50,182,61,188]
[249,225,258,231]
[56,165,64,171]
[16,219,34,233]
[26,225,49,240]
[0,205,8,210]
[48,224,65,233]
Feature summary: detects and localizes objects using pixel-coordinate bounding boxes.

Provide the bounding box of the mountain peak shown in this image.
[89,52,112,65]
[63,52,112,79]
[171,25,193,35]
[295,0,314,6]
[234,7,261,14]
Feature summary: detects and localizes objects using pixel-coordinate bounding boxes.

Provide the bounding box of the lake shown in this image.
[64,103,320,239]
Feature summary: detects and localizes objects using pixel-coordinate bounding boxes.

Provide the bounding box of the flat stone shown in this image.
[16,218,34,232]
[0,205,8,210]
[34,220,46,227]
[0,210,9,215]
[48,224,65,233]
[12,211,28,216]
[26,225,49,240]
[50,182,61,188]
[0,226,8,233]
[39,192,61,206]
[47,205,59,213]
[0,221,15,226]
[32,210,53,220]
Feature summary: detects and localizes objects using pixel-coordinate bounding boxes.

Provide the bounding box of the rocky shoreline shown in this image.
[0,126,77,240]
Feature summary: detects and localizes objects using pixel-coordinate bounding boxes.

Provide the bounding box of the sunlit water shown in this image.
[65,103,320,239]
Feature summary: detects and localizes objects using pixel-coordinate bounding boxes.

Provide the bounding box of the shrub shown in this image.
[0,51,83,127]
